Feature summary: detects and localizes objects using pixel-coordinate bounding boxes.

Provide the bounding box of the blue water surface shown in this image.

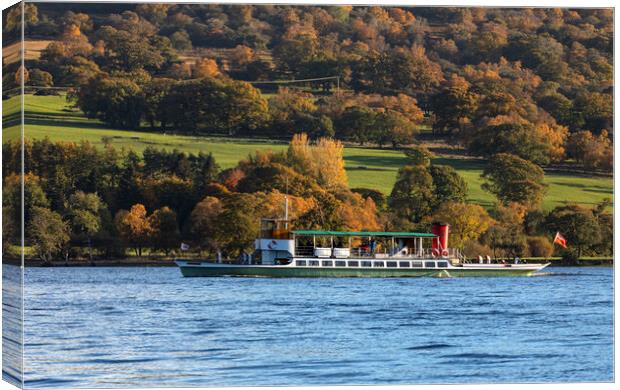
[18,266,614,387]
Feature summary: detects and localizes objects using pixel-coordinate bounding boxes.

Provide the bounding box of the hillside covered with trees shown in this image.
[4,4,613,165]
[2,3,613,262]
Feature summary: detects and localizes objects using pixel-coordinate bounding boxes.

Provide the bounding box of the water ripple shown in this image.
[12,265,614,387]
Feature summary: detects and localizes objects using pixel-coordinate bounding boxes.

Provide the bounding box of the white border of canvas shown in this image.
[0,1,616,390]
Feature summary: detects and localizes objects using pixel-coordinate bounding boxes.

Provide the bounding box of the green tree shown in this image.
[4,3,38,33]
[75,75,144,129]
[272,30,319,73]
[3,173,50,235]
[544,205,602,259]
[213,193,261,257]
[469,122,551,165]
[59,56,101,86]
[142,78,175,129]
[149,207,180,255]
[26,68,53,87]
[164,77,268,135]
[403,145,433,166]
[335,106,377,145]
[430,74,478,135]
[139,175,195,227]
[388,165,434,223]
[481,204,528,259]
[429,165,468,207]
[538,92,572,126]
[66,191,105,260]
[481,223,528,260]
[170,30,193,51]
[431,202,492,249]
[375,110,418,148]
[96,25,165,71]
[527,236,554,258]
[190,196,224,254]
[28,207,70,264]
[481,153,547,208]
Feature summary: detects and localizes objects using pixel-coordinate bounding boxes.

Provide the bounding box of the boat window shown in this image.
[322,261,333,267]
[399,261,410,268]
[412,261,423,268]
[296,260,307,266]
[373,261,384,267]
[437,261,448,268]
[424,261,436,268]
[361,261,372,267]
[386,261,397,268]
[348,261,359,267]
[335,261,346,267]
[309,260,320,267]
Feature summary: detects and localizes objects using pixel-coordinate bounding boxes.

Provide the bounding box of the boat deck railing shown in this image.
[294,246,462,260]
[293,258,453,269]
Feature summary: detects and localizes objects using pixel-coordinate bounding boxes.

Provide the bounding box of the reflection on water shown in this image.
[3,264,23,386]
[19,266,614,387]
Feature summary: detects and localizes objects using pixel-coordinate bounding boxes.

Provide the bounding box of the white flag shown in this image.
[180,243,190,251]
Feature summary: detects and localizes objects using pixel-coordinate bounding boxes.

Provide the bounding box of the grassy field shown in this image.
[2,40,54,65]
[2,94,613,210]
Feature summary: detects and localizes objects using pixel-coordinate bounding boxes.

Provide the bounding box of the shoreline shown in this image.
[3,257,614,268]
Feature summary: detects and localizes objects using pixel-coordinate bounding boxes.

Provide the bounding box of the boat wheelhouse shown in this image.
[176,218,550,277]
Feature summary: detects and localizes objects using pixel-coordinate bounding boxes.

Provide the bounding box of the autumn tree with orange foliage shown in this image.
[566,130,613,172]
[193,58,220,78]
[231,45,254,66]
[114,204,152,256]
[287,134,348,191]
[338,195,381,232]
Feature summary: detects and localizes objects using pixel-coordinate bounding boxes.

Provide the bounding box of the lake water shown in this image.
[6,265,615,387]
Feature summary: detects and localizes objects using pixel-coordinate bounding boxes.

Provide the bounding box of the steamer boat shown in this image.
[176,218,550,278]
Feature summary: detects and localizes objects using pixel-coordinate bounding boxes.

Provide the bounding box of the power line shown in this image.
[246,76,339,84]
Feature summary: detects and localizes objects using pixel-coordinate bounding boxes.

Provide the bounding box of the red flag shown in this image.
[553,232,567,248]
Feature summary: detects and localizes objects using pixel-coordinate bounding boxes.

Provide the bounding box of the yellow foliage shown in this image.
[287,134,348,191]
[114,204,153,255]
[339,195,381,232]
[15,65,29,85]
[193,58,220,78]
[93,40,105,56]
[259,191,316,221]
[231,45,254,66]
[314,137,348,190]
[388,8,416,24]
[448,73,470,90]
[535,122,568,162]
[287,133,314,175]
[64,24,82,37]
[269,88,317,121]
[432,202,493,249]
[381,94,424,124]
[284,23,318,40]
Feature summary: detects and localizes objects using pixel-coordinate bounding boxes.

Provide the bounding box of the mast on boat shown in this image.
[284,177,289,229]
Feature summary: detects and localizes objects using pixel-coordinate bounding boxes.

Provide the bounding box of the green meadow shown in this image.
[3,94,613,210]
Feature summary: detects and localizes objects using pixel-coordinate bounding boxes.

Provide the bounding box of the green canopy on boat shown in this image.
[291,230,436,238]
